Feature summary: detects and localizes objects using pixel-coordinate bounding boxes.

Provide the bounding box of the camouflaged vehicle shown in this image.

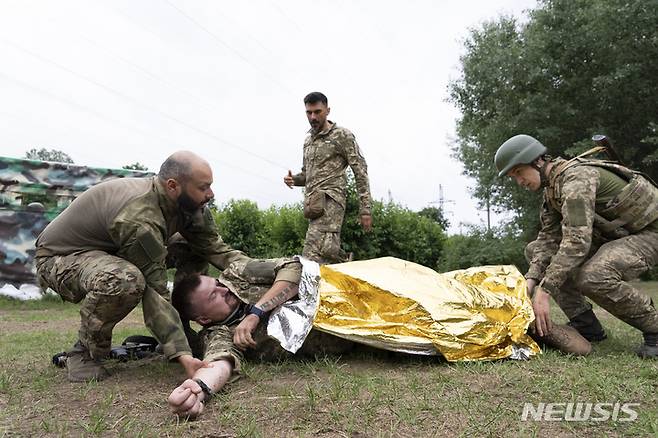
[0,156,152,288]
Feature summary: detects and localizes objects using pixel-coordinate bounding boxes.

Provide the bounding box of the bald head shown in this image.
[158,151,210,183]
[158,151,215,211]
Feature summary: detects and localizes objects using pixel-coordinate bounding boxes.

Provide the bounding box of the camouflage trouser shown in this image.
[35,237,205,359]
[302,195,347,264]
[527,230,658,333]
[35,251,146,359]
[525,241,597,319]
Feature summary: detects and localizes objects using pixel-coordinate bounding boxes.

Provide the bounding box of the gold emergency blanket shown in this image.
[313,257,540,361]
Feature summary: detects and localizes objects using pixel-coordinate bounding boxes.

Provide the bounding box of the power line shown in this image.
[111,3,407,182]
[0,38,290,171]
[0,70,284,201]
[162,0,295,96]
[268,2,305,34]
[76,32,221,116]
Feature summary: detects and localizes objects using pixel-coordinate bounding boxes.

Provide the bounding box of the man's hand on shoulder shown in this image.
[233,314,259,350]
[168,378,205,419]
[177,354,209,378]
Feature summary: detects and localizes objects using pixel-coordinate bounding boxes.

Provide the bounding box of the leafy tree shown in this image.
[261,204,307,257]
[213,199,266,256]
[24,148,74,164]
[417,206,450,231]
[449,0,658,235]
[122,162,149,171]
[342,176,446,268]
[438,224,527,273]
[372,202,445,268]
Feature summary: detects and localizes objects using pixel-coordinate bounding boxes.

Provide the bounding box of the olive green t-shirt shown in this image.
[596,167,658,232]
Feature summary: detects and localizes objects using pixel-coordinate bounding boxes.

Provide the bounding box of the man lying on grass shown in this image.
[167,257,591,419]
[167,257,354,418]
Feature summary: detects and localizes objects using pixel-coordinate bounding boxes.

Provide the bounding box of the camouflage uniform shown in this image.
[34,176,253,361]
[196,258,354,378]
[525,158,658,334]
[291,122,372,264]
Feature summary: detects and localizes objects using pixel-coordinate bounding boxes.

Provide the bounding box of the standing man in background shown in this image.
[284,92,373,264]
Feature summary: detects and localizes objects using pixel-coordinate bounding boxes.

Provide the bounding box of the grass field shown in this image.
[1,284,657,437]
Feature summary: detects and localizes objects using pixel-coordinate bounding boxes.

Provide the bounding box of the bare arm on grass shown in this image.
[168,359,233,418]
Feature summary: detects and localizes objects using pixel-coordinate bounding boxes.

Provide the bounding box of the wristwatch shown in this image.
[246,304,267,320]
[193,378,213,402]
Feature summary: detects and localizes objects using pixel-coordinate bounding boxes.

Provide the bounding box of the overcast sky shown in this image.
[0,0,536,233]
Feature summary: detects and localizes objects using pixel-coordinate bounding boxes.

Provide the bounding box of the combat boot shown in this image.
[637,333,658,359]
[66,341,110,382]
[531,324,592,356]
[567,309,607,342]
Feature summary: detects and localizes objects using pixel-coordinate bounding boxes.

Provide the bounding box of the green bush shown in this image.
[261,203,307,258]
[438,224,527,273]
[211,177,446,269]
[212,199,266,256]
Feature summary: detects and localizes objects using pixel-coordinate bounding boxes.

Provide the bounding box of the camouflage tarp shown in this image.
[0,156,152,288]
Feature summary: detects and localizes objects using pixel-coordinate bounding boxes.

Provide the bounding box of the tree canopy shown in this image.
[122,162,149,171]
[24,148,74,164]
[449,0,658,234]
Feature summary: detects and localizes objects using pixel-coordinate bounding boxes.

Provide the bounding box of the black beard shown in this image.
[177,190,202,212]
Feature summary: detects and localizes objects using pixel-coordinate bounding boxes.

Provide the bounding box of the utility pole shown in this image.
[431,184,455,214]
[426,184,456,231]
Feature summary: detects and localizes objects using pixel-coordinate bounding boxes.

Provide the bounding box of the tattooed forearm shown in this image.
[257,282,299,312]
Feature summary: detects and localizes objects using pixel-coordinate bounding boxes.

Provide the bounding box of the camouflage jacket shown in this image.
[527,158,658,295]
[292,122,372,216]
[193,258,302,377]
[36,176,250,360]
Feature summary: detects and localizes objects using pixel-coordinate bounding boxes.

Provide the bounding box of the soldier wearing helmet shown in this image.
[495,134,658,358]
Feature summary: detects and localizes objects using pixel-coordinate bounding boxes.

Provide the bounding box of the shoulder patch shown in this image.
[136,229,166,262]
[565,198,588,227]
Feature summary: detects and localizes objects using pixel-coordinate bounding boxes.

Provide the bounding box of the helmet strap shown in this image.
[532,158,550,188]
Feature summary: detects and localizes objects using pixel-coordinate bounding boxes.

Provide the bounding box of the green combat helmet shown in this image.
[495,134,547,177]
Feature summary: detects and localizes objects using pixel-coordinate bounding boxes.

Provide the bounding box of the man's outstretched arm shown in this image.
[168,359,234,418]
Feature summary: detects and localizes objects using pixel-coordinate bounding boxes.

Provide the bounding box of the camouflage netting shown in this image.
[0,156,152,289]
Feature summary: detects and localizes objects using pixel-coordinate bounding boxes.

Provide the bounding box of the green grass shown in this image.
[0,293,69,309]
[0,283,657,436]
